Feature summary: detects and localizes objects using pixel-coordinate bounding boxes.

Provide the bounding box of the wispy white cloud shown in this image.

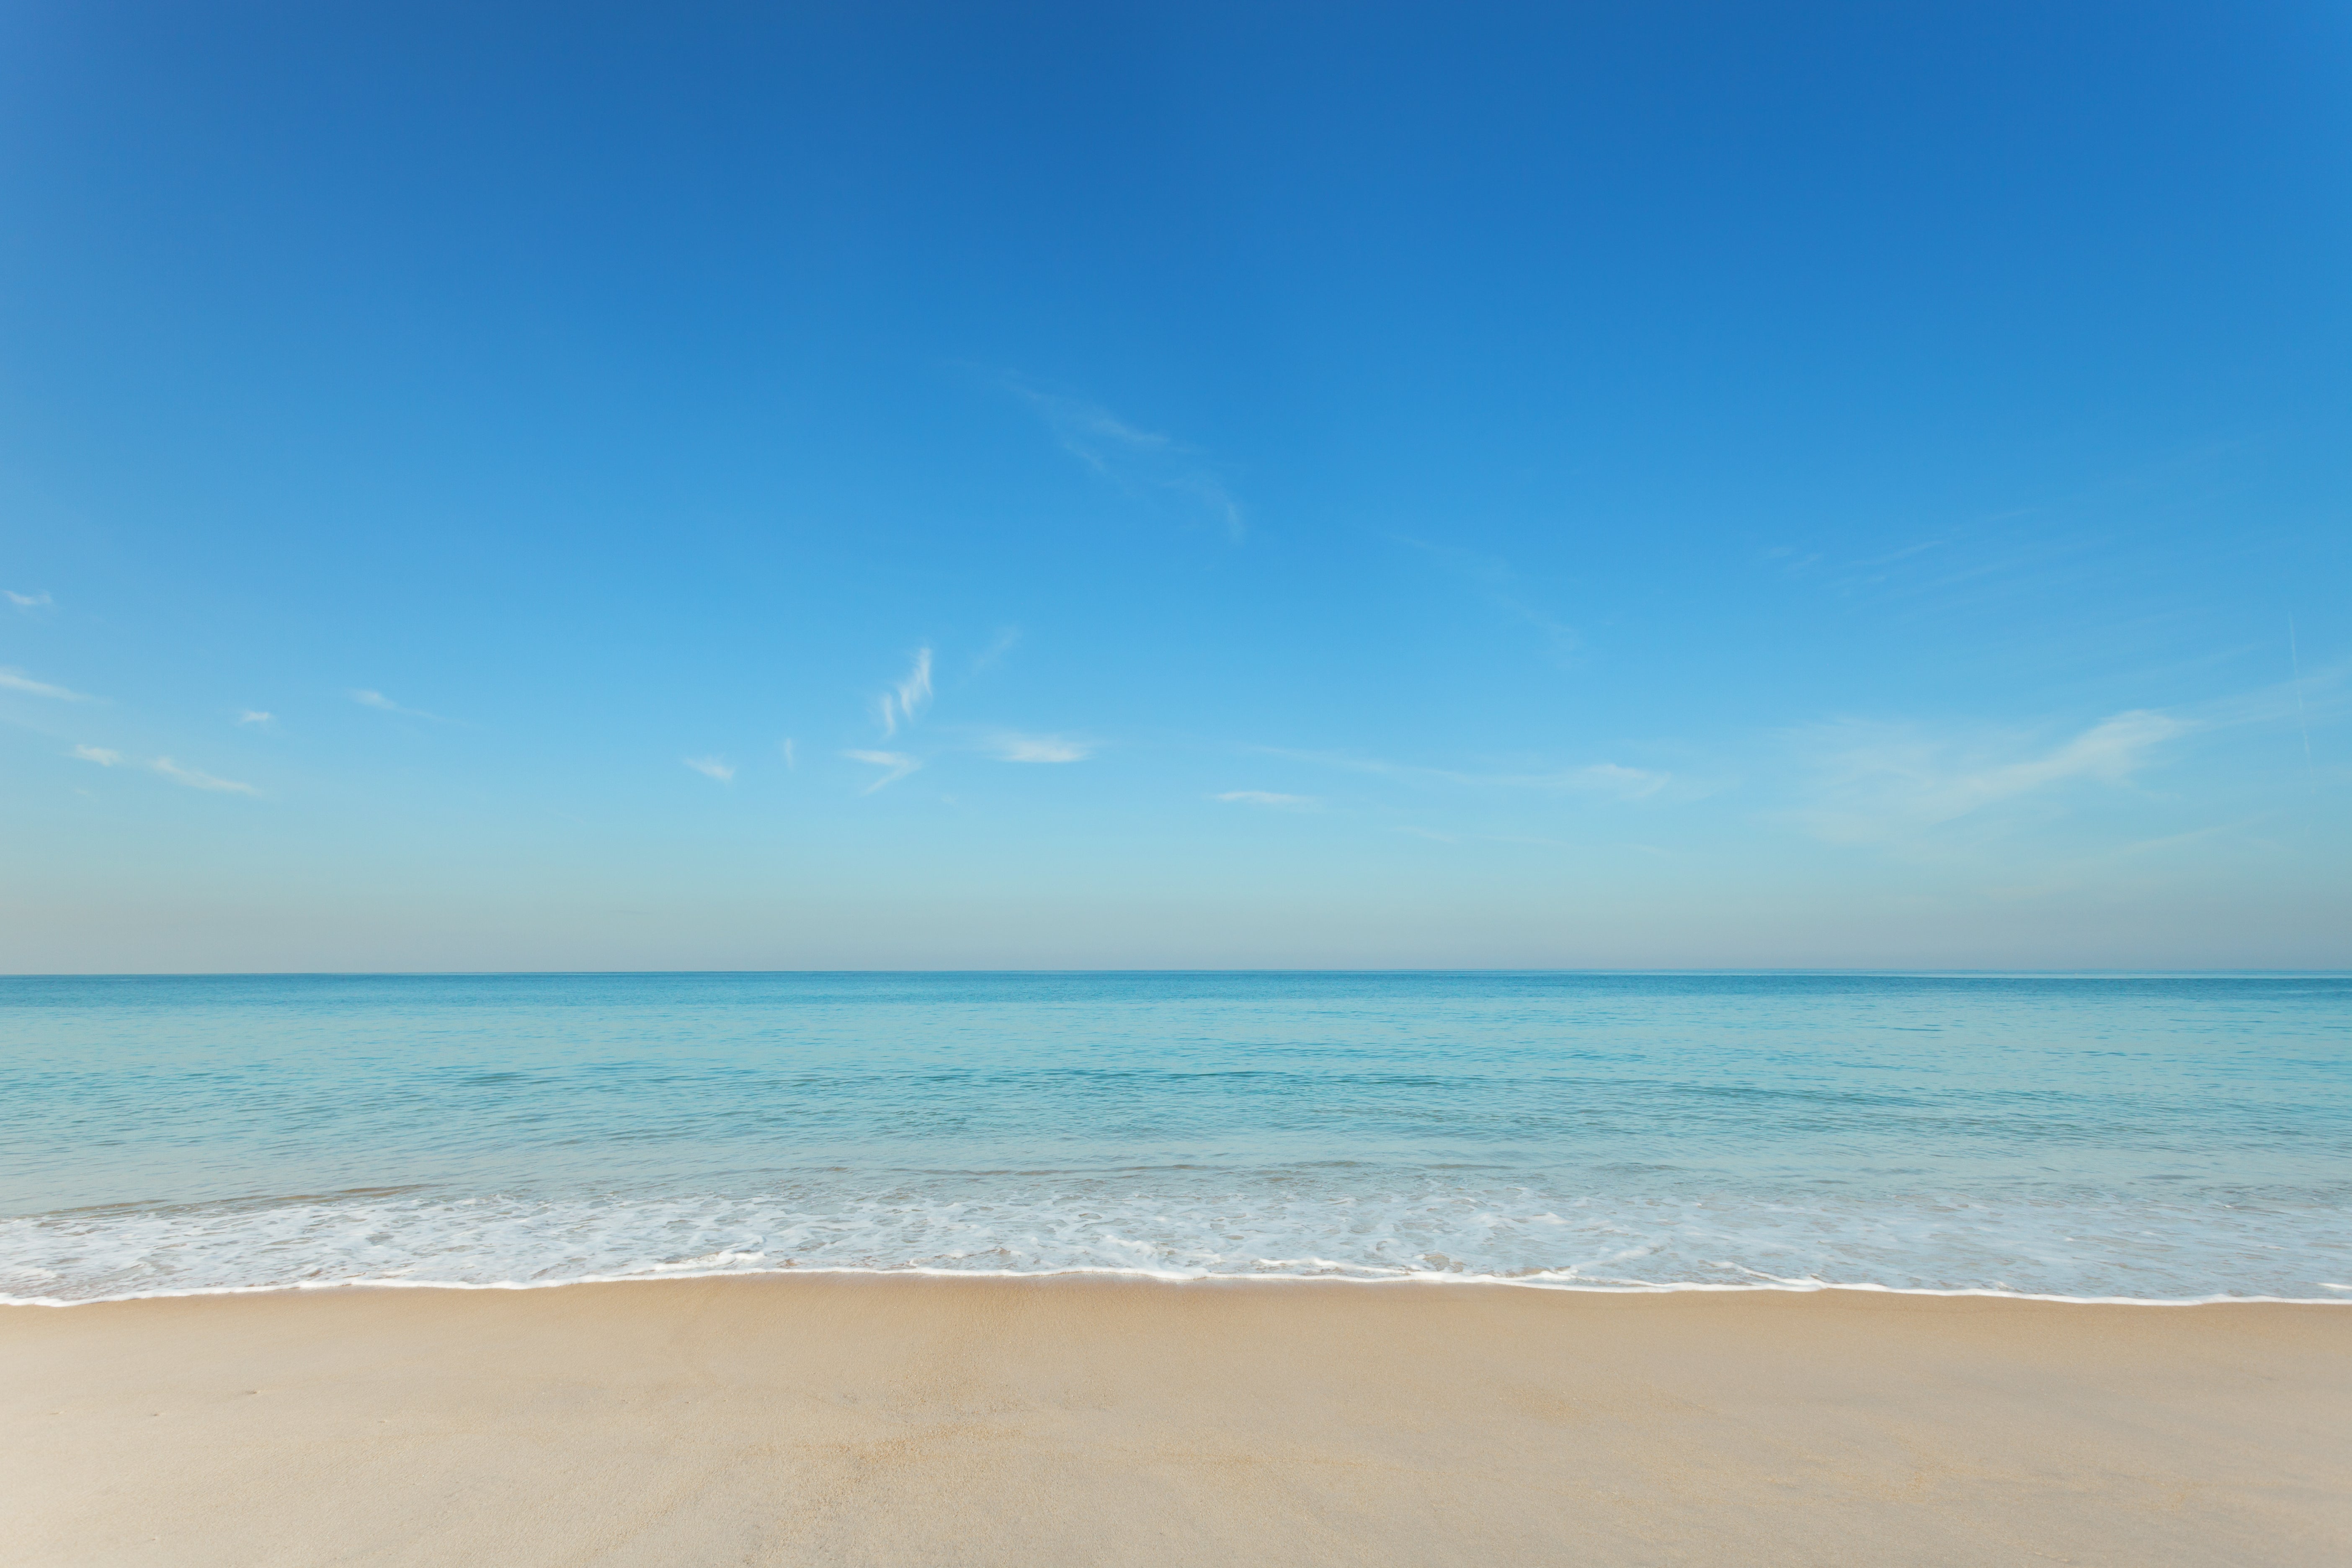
[897,649,934,722]
[1216,790,1319,810]
[1011,383,1245,541]
[971,627,1021,674]
[985,731,1093,763]
[1391,536,1578,660]
[72,744,258,795]
[874,648,934,738]
[151,757,260,795]
[846,748,922,792]
[5,589,52,609]
[1,666,90,701]
[779,738,797,769]
[1765,536,1956,598]
[1560,763,1673,801]
[349,689,451,722]
[1260,747,1673,801]
[1793,708,2188,844]
[1755,454,2247,642]
[235,710,275,727]
[683,755,735,782]
[2183,657,2349,734]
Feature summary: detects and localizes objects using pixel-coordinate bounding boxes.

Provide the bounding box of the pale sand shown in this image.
[3,1278,2346,1566]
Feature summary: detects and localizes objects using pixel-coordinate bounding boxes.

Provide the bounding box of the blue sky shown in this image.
[3,2,2347,970]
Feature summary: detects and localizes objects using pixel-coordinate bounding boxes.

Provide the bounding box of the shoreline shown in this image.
[11,1264,2352,1310]
[6,1271,2346,1565]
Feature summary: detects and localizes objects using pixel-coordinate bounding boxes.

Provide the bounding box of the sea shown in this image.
[3,971,2347,1305]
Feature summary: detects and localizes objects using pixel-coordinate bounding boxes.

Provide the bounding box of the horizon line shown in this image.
[3,967,2343,981]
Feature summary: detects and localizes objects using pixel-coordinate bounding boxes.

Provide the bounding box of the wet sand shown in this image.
[2,1276,2345,1565]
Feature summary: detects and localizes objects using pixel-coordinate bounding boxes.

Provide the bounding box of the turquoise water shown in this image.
[3,972,2347,1302]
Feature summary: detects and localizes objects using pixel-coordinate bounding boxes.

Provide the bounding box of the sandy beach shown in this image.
[2,1277,2344,1566]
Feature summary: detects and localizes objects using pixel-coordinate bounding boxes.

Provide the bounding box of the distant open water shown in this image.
[3,972,2347,1304]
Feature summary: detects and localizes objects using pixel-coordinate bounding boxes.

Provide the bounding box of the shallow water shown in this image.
[3,971,2347,1302]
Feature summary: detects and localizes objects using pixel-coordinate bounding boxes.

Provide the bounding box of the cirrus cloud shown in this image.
[1792,708,2188,845]
[846,749,922,792]
[874,649,934,738]
[72,745,258,795]
[151,757,260,794]
[1010,382,1246,542]
[986,732,1093,763]
[349,689,452,722]
[2,666,90,701]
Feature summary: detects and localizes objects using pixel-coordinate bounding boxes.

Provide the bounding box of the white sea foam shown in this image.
[5,1178,2347,1306]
